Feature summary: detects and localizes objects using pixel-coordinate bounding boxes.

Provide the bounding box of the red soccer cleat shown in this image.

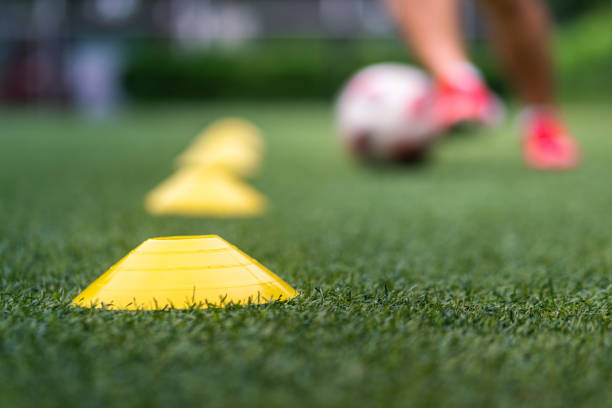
[434,66,504,130]
[522,110,580,170]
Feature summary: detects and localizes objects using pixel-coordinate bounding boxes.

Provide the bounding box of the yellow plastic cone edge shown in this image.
[72,235,298,310]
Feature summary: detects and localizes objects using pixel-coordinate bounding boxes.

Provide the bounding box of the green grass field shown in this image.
[1,102,611,407]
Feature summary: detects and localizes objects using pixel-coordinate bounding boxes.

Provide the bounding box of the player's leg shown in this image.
[477,0,579,169]
[477,0,552,105]
[384,0,503,129]
[383,0,467,80]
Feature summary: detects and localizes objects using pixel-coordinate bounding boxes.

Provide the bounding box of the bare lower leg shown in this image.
[477,0,555,105]
[384,0,469,80]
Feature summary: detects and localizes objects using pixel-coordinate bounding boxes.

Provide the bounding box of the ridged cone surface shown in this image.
[72,235,298,310]
[177,118,263,176]
[145,167,266,217]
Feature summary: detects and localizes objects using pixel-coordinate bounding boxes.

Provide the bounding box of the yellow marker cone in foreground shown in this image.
[72,235,298,310]
[145,167,267,217]
[177,118,263,176]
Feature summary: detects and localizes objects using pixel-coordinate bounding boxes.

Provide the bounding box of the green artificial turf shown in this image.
[0,102,611,408]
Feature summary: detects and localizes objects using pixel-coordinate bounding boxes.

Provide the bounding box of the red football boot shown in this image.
[434,65,505,130]
[522,109,580,170]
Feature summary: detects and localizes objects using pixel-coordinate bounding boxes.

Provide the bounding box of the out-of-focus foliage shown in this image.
[557,5,612,98]
[123,39,411,101]
[123,40,510,101]
[123,3,612,101]
[549,0,611,21]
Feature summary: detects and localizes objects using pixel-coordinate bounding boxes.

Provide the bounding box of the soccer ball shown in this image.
[335,63,439,161]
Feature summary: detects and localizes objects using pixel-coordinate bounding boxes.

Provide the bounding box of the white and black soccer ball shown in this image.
[336,63,439,161]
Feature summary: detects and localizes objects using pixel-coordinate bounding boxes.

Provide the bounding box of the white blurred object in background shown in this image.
[67,42,123,119]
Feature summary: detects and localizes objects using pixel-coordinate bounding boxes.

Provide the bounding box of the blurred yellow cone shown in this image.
[145,167,266,217]
[177,118,263,176]
[72,235,298,310]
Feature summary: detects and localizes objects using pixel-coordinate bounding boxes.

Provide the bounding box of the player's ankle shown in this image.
[519,105,563,138]
[437,62,486,93]
[519,104,557,120]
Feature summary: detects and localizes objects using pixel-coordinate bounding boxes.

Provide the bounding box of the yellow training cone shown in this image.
[145,167,267,217]
[177,118,263,176]
[72,235,299,310]
[189,117,263,152]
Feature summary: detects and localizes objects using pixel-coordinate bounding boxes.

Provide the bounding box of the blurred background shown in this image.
[1,0,610,117]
